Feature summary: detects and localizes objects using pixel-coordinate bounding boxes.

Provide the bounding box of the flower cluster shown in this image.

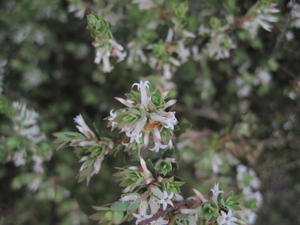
[87,14,126,73]
[84,1,281,75]
[92,156,242,225]
[94,39,126,72]
[13,102,45,144]
[107,80,177,152]
[2,102,52,191]
[241,3,279,37]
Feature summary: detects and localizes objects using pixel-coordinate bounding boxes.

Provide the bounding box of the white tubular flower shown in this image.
[217,210,238,225]
[107,80,177,152]
[94,39,126,73]
[157,192,174,210]
[140,157,152,181]
[74,114,95,139]
[149,127,168,152]
[94,47,113,72]
[211,183,224,203]
[242,3,279,37]
[93,156,104,175]
[122,116,147,144]
[150,111,177,130]
[108,110,117,128]
[133,200,152,224]
[110,39,127,62]
[102,53,113,72]
[150,186,174,210]
[132,80,150,107]
[149,140,168,152]
[166,28,174,42]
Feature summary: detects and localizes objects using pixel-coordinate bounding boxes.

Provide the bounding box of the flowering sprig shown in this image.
[55,114,114,183]
[0,100,52,191]
[55,80,177,184]
[107,80,177,152]
[4,0,297,224]
[55,81,245,224]
[241,2,279,37]
[91,154,242,225]
[87,14,126,72]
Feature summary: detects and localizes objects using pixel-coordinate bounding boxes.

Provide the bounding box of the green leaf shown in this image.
[151,91,164,106]
[53,131,83,141]
[125,90,140,102]
[200,201,219,220]
[89,212,103,221]
[111,201,130,212]
[128,107,141,116]
[171,1,189,22]
[112,211,125,224]
[127,202,139,213]
[87,14,112,39]
[222,193,241,210]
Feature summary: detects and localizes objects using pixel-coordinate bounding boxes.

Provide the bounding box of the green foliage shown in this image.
[200,201,219,220]
[87,14,113,40]
[1,0,300,224]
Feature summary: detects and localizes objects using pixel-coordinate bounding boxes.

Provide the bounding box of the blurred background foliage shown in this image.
[0,0,300,225]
